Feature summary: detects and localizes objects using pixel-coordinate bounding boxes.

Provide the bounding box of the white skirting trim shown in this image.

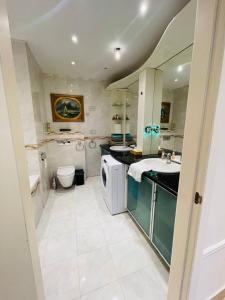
[203,239,225,258]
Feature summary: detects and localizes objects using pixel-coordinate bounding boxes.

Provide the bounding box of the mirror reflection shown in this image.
[158,46,193,154]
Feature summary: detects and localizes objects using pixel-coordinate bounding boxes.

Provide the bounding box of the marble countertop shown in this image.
[100,144,179,195]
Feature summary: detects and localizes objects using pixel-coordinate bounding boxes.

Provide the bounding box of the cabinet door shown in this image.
[152,185,177,265]
[127,175,153,235]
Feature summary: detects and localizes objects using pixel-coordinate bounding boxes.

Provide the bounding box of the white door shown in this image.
[188,19,225,299]
[168,0,225,299]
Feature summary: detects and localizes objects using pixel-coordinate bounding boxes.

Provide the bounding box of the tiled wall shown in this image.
[12,40,50,225]
[12,44,136,181]
[26,45,50,205]
[47,140,86,176]
[42,74,112,176]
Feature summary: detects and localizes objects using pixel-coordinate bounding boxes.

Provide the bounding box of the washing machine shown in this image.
[101,155,127,215]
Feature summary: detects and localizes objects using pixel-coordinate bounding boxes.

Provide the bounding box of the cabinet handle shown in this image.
[154,190,158,202]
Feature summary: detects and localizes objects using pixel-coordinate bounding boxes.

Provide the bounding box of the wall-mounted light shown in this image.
[174,78,179,82]
[71,61,76,65]
[114,47,121,61]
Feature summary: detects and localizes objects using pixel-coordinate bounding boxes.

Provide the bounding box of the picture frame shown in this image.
[51,93,85,122]
[161,102,171,123]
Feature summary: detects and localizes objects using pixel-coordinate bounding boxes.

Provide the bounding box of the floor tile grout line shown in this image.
[38,176,168,300]
[79,278,121,299]
[74,207,81,299]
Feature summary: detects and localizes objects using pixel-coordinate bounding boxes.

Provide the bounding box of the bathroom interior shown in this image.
[3,0,223,299]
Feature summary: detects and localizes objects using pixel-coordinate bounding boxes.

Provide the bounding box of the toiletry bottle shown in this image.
[172,151,176,160]
[171,151,176,160]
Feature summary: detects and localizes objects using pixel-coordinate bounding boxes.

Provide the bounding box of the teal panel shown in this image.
[127,175,152,235]
[152,185,177,265]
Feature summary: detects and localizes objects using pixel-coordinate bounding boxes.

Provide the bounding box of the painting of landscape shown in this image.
[51,94,84,122]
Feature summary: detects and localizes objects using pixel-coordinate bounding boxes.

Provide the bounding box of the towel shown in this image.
[128,161,154,182]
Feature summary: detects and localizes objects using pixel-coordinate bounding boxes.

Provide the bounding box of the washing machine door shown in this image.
[101,160,109,193]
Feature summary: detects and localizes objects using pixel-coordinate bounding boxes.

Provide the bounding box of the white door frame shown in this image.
[168,0,225,299]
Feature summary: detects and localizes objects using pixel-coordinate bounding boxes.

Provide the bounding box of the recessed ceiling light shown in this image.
[174,78,179,82]
[177,65,184,72]
[71,61,76,65]
[71,35,78,43]
[140,1,148,16]
[114,47,121,61]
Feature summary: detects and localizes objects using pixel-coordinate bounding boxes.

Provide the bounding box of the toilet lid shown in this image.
[57,166,75,176]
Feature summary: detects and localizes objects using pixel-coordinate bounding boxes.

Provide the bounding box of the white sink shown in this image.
[110,145,131,152]
[142,158,180,174]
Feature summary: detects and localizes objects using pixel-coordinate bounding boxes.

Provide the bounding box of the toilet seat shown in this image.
[57,166,75,188]
[57,166,75,177]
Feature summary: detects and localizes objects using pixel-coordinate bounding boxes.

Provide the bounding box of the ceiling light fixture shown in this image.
[174,78,178,82]
[114,47,121,61]
[71,35,78,43]
[71,61,76,65]
[140,1,148,16]
[177,65,184,72]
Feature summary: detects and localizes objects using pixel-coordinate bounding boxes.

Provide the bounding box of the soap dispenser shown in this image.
[171,151,176,160]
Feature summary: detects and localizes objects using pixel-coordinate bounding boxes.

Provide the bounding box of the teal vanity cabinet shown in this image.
[127,173,178,266]
[127,175,153,235]
[151,184,177,265]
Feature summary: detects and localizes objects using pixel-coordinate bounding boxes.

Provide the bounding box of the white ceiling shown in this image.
[7,0,190,82]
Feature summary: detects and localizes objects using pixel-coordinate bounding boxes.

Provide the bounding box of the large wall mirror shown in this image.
[150,45,193,154]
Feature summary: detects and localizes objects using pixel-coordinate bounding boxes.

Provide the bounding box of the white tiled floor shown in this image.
[37,176,168,300]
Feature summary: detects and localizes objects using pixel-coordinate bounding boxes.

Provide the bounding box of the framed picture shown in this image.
[161,102,171,123]
[51,93,84,122]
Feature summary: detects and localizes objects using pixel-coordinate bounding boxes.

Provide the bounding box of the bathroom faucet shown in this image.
[166,153,172,164]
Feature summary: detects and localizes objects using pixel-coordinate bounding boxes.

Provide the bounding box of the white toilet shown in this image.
[57,165,75,188]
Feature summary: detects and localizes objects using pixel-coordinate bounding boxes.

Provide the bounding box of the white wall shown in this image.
[160,86,188,152]
[26,44,50,206]
[0,2,44,298]
[12,40,50,225]
[172,85,189,135]
[42,74,111,176]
